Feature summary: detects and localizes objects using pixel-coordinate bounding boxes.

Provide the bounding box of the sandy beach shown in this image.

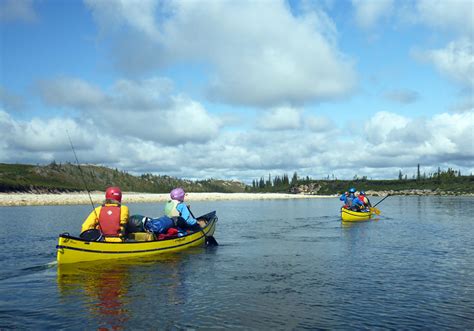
[0,192,334,206]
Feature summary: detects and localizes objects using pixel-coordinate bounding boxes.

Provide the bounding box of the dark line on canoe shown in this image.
[59,218,217,244]
[341,209,371,219]
[57,234,205,254]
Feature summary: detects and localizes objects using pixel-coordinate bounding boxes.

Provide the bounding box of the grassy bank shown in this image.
[0,162,246,194]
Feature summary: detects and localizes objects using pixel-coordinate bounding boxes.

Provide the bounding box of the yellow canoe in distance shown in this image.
[56,211,218,264]
[341,207,372,222]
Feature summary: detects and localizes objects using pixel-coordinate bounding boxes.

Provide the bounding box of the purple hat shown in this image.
[170,187,185,201]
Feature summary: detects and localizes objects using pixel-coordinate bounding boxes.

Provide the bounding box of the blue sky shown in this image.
[0,0,473,182]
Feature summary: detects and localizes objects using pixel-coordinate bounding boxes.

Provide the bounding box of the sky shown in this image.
[0,0,473,183]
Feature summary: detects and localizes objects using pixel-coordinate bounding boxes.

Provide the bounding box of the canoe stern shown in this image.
[340,207,372,222]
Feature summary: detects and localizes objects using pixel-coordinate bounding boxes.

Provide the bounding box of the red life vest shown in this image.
[98,205,121,236]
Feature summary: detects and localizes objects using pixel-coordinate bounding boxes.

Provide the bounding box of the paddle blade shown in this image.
[370,207,381,215]
[206,236,219,247]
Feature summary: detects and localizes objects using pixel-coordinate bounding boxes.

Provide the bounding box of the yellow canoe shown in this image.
[341,207,372,222]
[56,211,218,264]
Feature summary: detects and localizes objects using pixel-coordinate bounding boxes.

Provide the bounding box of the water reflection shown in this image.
[2,198,472,329]
[58,262,128,329]
[57,254,189,330]
[340,217,380,228]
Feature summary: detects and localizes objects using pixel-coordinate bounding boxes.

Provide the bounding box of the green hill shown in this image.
[1,162,472,195]
[0,162,247,193]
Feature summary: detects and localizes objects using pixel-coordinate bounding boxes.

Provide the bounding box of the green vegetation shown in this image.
[0,162,246,193]
[248,167,474,195]
[1,162,472,195]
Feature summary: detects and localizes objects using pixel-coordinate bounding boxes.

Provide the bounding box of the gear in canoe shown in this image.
[57,187,218,264]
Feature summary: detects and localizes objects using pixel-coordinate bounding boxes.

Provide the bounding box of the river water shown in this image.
[0,196,473,329]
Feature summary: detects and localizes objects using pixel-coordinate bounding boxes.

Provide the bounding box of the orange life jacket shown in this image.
[98,205,121,236]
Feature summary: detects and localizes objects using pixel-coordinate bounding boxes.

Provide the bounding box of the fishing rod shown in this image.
[66,131,99,222]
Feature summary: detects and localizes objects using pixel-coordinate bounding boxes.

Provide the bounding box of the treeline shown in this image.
[398,164,464,181]
[248,166,474,194]
[1,162,472,195]
[0,162,246,194]
[250,173,294,191]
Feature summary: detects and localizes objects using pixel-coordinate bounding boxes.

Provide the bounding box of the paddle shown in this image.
[369,207,381,215]
[373,194,390,207]
[369,194,390,215]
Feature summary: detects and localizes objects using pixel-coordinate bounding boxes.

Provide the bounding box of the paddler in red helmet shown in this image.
[81,186,130,242]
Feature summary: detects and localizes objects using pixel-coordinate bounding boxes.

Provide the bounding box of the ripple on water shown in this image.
[1,198,473,329]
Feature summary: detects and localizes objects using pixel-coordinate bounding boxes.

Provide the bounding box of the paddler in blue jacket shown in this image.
[348,187,356,198]
[340,187,357,209]
[351,192,366,211]
[340,192,350,208]
[164,187,202,232]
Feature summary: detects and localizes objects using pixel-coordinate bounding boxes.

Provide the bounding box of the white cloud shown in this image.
[38,77,105,109]
[352,0,394,29]
[450,97,474,113]
[416,38,474,90]
[364,111,409,143]
[416,0,474,37]
[0,110,96,161]
[0,0,37,23]
[257,106,301,131]
[85,0,162,38]
[85,0,357,107]
[1,108,473,180]
[37,77,221,145]
[427,112,474,155]
[352,0,474,97]
[305,115,336,132]
[363,111,474,166]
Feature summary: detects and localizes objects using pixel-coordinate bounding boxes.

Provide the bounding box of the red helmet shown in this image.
[105,186,122,202]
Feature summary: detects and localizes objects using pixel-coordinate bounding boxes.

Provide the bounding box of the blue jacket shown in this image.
[352,197,364,207]
[340,194,348,204]
[176,203,197,226]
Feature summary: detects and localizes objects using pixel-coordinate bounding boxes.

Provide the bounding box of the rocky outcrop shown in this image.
[290,183,322,195]
[364,189,471,196]
[290,183,473,197]
[290,186,472,196]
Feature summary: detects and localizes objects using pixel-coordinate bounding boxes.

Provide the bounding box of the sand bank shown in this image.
[0,192,334,206]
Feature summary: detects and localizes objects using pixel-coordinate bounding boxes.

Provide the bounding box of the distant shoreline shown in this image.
[0,190,471,207]
[0,192,334,207]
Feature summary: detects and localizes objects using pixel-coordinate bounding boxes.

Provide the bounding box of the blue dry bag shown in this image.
[144,216,174,234]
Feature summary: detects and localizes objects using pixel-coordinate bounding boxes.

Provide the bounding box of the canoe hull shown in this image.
[57,212,217,264]
[341,208,372,222]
